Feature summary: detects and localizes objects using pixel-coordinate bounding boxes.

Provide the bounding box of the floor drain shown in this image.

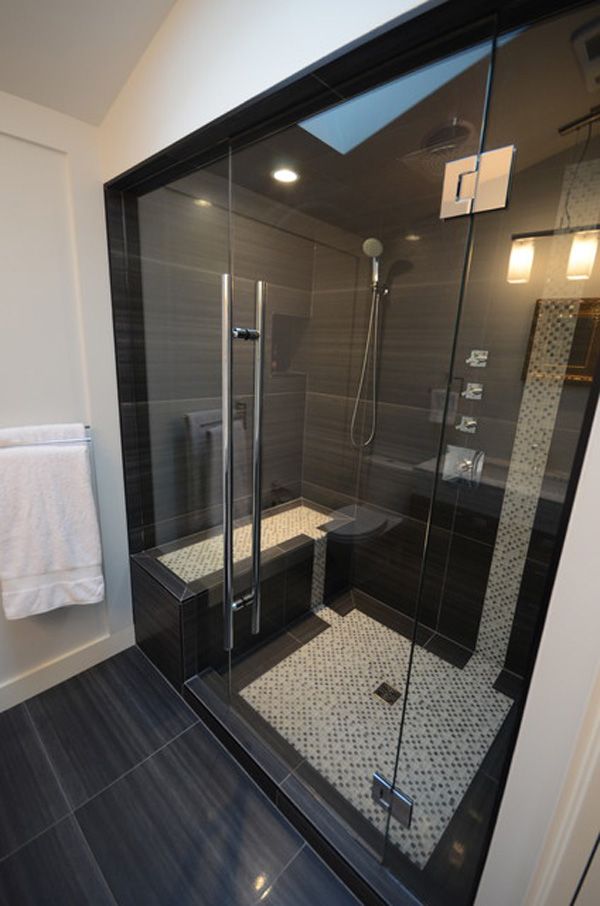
[374,682,401,704]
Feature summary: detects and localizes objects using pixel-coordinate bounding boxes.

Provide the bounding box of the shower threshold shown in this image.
[183,588,520,906]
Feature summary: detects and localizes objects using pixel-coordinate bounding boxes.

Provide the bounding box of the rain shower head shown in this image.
[362,237,384,287]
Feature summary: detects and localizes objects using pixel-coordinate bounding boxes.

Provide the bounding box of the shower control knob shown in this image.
[455,416,478,434]
[461,382,483,400]
[465,349,489,367]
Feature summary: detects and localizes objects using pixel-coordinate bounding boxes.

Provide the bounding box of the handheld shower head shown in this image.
[362,237,384,287]
[362,237,384,259]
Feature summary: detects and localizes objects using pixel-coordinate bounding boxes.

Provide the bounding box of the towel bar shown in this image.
[0,426,92,449]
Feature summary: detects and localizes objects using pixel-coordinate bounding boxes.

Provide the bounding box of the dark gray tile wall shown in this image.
[134,177,314,547]
[116,142,592,676]
[297,147,594,671]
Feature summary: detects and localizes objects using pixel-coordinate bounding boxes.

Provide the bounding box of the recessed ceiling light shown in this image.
[194,198,212,207]
[272,168,299,184]
[405,233,421,242]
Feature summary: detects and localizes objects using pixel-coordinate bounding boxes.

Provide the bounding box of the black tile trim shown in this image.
[493,669,524,701]
[351,589,434,648]
[424,633,473,669]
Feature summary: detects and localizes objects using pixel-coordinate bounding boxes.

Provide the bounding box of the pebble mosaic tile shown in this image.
[158,505,334,604]
[241,607,511,868]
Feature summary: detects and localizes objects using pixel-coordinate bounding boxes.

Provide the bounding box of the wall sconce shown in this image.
[508,224,600,286]
[566,230,599,280]
[507,238,535,283]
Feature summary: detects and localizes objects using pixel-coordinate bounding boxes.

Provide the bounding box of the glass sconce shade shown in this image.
[507,238,535,283]
[566,231,598,280]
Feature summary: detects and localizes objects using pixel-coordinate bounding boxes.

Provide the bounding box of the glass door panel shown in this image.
[135,155,230,553]
[224,36,494,861]
[387,5,600,904]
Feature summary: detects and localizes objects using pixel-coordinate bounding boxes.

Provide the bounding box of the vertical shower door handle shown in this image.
[251,281,266,636]
[221,274,235,651]
[221,274,266,651]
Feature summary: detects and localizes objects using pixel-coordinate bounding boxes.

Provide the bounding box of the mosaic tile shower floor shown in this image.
[240,607,511,868]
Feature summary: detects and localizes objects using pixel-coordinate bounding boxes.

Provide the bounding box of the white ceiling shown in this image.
[0,0,177,124]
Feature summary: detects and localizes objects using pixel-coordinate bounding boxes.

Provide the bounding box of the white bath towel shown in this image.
[0,424,105,620]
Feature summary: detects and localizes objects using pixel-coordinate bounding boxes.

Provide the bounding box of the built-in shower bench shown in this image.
[129,499,355,689]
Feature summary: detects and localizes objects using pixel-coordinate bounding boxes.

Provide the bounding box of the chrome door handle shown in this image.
[221,275,266,651]
[251,281,266,636]
[221,274,235,651]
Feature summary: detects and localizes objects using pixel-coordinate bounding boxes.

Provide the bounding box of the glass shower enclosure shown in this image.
[112,4,600,904]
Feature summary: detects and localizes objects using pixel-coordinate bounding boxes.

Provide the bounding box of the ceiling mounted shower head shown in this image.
[362,237,384,258]
[402,117,476,182]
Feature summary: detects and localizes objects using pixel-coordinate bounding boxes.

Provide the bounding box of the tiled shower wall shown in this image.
[120,140,595,679]
[299,145,594,675]
[133,171,313,550]
[130,168,367,552]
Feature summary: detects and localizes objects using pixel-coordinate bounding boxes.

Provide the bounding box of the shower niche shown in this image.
[107,3,600,904]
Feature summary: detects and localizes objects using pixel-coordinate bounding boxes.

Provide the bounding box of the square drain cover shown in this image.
[374,682,401,704]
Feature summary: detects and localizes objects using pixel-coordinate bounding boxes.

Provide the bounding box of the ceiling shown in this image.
[0,0,176,123]
[176,5,600,244]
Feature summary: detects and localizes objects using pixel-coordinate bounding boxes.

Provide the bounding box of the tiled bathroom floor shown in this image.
[0,647,358,906]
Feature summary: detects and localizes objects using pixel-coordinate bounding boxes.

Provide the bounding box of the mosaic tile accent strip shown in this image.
[241,607,511,867]
[476,158,600,662]
[158,504,334,591]
[476,299,578,659]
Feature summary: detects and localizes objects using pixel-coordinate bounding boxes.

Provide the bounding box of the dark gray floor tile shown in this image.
[0,705,68,858]
[420,769,500,906]
[77,723,304,906]
[0,817,113,906]
[262,846,360,905]
[27,646,196,808]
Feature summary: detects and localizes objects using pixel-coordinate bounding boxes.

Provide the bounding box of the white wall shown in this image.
[100,0,428,181]
[0,89,133,709]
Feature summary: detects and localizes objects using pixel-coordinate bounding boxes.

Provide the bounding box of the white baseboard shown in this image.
[0,624,136,711]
